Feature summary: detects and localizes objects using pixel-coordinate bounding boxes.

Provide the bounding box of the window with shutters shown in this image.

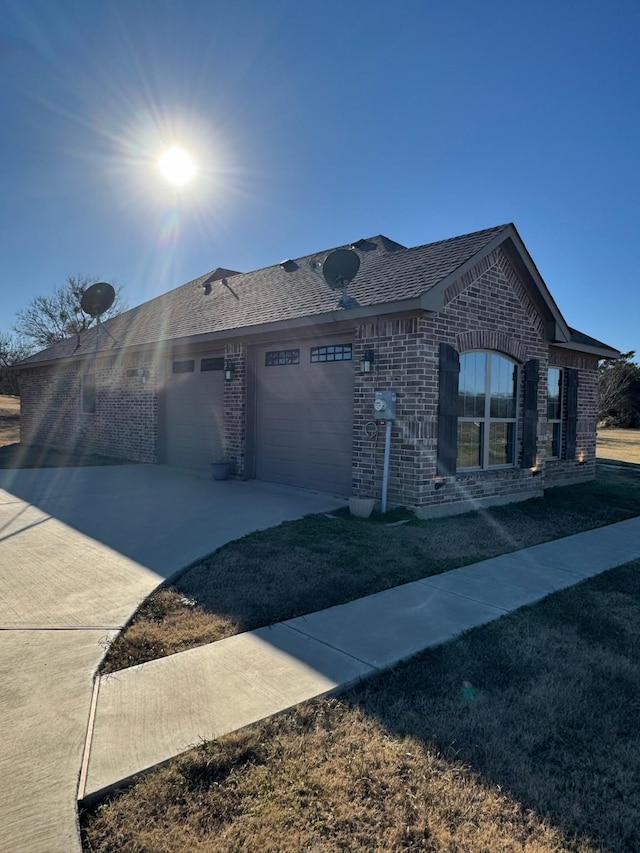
[546,368,563,459]
[457,352,518,469]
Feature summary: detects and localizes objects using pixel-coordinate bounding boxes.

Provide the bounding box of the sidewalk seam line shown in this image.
[280,623,382,671]
[416,582,513,611]
[0,625,122,631]
[78,676,101,802]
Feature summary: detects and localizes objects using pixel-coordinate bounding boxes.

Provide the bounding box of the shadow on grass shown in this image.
[597,456,640,470]
[102,466,640,673]
[82,562,640,853]
[341,559,640,852]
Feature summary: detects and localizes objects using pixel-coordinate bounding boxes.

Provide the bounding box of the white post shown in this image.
[381,419,392,513]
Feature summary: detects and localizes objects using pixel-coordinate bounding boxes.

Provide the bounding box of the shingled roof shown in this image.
[17,223,618,366]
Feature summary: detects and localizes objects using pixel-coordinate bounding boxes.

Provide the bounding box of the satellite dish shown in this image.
[80,282,116,318]
[320,249,360,290]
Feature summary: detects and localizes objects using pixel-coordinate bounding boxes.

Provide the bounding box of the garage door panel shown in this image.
[255,342,354,495]
[164,357,224,472]
[305,448,351,469]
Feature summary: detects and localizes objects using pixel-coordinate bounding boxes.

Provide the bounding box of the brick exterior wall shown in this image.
[223,342,246,478]
[544,346,599,489]
[17,245,602,513]
[19,352,158,463]
[350,247,598,514]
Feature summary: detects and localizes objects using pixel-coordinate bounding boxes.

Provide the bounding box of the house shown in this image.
[16,223,619,517]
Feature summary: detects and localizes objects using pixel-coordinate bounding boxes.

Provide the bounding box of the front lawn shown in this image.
[82,558,640,853]
[101,465,640,673]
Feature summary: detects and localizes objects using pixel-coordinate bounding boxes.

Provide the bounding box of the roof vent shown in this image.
[280,259,298,272]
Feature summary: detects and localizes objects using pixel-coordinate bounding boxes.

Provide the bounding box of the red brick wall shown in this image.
[351,248,598,512]
[545,347,599,488]
[19,352,158,463]
[17,244,601,511]
[223,342,246,477]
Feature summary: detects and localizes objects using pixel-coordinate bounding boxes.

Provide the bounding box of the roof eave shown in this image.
[15,297,432,369]
[552,341,621,359]
[423,223,574,344]
[500,225,572,342]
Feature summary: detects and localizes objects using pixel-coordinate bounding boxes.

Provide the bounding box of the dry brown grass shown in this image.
[597,427,640,464]
[82,560,640,853]
[0,394,20,446]
[102,465,640,673]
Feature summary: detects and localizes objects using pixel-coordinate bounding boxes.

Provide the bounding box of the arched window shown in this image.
[457,352,518,469]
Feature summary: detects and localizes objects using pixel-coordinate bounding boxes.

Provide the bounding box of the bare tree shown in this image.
[13,275,127,350]
[598,351,640,427]
[0,333,34,395]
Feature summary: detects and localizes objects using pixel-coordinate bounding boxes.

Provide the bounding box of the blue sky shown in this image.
[1,0,638,353]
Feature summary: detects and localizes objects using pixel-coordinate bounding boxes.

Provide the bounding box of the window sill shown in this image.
[456,465,518,478]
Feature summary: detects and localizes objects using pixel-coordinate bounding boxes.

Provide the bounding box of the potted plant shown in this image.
[209,459,230,481]
[348,495,376,518]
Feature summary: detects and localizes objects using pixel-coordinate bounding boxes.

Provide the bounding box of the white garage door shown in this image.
[164,355,224,472]
[255,341,354,495]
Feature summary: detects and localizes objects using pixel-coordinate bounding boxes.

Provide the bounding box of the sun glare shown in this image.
[157,146,196,186]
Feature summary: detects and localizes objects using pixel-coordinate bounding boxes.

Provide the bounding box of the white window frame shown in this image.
[546,367,563,459]
[457,351,519,471]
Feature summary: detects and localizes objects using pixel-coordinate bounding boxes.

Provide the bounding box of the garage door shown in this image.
[164,355,224,472]
[255,341,354,495]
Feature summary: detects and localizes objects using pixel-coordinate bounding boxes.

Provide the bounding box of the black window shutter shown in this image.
[522,359,539,468]
[437,343,460,477]
[565,368,579,460]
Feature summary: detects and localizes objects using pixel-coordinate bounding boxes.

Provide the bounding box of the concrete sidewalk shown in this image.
[82,516,640,804]
[0,466,345,853]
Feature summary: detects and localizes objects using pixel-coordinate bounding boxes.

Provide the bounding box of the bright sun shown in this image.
[157,146,196,186]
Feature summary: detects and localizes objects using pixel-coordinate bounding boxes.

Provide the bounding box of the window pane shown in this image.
[265,349,300,366]
[546,422,561,458]
[489,355,517,418]
[172,360,195,374]
[310,344,352,363]
[82,374,96,414]
[201,357,224,371]
[547,368,562,420]
[457,422,483,468]
[489,422,515,466]
[459,352,486,417]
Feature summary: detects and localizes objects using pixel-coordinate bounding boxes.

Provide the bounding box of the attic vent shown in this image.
[280,259,298,272]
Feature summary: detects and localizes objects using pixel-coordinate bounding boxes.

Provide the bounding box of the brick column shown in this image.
[223,342,246,477]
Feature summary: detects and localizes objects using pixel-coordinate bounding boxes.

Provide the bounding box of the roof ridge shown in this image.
[409,223,512,253]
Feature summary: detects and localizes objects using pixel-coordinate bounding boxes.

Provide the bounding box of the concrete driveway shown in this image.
[0,464,343,853]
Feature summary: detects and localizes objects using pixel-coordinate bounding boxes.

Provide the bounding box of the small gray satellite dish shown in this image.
[321,249,360,290]
[80,282,116,318]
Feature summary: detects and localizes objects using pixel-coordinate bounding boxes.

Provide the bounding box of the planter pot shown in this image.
[210,462,230,481]
[349,497,376,518]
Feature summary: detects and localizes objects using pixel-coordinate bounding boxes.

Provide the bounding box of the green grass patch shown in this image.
[101,465,640,673]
